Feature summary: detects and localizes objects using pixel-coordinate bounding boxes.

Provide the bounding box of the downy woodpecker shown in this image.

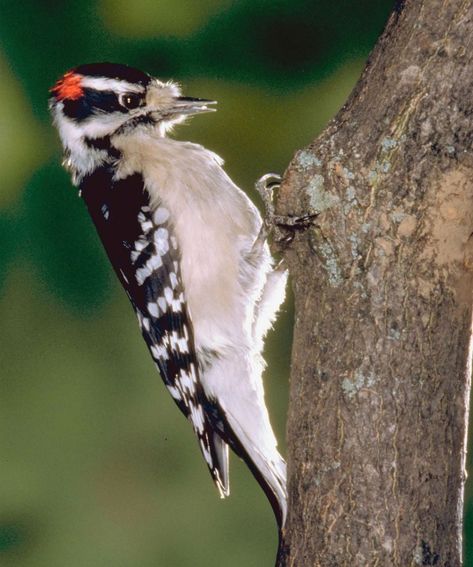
[49,63,288,527]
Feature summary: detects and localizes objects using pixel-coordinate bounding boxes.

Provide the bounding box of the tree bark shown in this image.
[277,1,473,565]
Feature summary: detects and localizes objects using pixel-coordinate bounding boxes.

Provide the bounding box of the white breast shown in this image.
[113,132,263,352]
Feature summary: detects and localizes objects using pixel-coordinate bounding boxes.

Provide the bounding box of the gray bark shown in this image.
[277,1,473,565]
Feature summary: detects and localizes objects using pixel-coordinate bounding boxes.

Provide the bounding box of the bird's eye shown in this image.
[119,93,143,110]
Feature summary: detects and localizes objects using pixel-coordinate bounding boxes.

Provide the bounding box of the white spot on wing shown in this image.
[177,337,189,353]
[154,228,169,256]
[142,317,150,331]
[167,385,182,400]
[136,254,163,285]
[200,443,213,467]
[169,331,181,350]
[179,369,195,392]
[151,343,169,361]
[141,220,153,233]
[101,204,109,220]
[153,207,170,225]
[164,287,173,304]
[188,400,205,433]
[135,239,147,252]
[171,299,182,312]
[169,272,178,289]
[147,302,159,318]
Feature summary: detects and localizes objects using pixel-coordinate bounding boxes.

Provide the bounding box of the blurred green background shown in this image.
[5,1,469,566]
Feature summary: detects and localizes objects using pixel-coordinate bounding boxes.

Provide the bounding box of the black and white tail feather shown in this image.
[49,62,288,529]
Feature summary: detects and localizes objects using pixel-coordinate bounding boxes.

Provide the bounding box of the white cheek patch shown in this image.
[81,112,131,140]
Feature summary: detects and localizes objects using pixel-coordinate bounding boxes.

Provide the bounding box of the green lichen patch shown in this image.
[368,169,378,185]
[390,210,407,223]
[381,137,398,151]
[342,369,376,398]
[343,167,355,180]
[306,175,340,213]
[346,186,356,201]
[348,233,361,260]
[318,240,343,287]
[296,150,322,169]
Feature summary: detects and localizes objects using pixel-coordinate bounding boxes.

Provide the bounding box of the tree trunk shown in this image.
[277,1,473,565]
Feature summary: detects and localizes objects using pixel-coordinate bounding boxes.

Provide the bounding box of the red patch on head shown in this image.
[50,71,83,101]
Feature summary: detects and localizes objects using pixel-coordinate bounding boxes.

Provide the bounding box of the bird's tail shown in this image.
[192,413,230,498]
[211,432,230,497]
[200,355,287,527]
[219,409,287,528]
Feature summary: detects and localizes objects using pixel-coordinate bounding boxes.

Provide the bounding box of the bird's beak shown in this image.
[146,82,217,124]
[172,96,217,116]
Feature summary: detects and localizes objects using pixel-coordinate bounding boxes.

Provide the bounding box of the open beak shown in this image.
[172,96,217,116]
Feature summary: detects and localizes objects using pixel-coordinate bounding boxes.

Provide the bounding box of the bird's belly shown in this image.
[179,229,247,352]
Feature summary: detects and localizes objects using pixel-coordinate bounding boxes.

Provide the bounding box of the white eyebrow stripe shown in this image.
[80,77,146,94]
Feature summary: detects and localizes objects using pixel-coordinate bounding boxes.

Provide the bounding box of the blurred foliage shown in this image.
[9,1,470,566]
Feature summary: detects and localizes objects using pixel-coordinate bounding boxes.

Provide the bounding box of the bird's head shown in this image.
[49,62,216,150]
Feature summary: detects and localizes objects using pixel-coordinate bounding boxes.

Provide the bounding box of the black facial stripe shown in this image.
[63,88,127,122]
[73,62,151,86]
[86,89,127,113]
[114,113,156,135]
[84,136,121,159]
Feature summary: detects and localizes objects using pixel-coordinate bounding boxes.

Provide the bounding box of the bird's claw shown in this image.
[255,173,317,244]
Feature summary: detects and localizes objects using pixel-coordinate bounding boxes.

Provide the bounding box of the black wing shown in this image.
[80,166,228,496]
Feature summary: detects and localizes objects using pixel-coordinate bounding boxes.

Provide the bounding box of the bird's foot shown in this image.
[255,173,317,244]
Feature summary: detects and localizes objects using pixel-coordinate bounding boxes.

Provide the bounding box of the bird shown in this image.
[49,62,288,528]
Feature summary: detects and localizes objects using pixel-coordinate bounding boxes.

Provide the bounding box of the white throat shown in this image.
[52,104,119,185]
